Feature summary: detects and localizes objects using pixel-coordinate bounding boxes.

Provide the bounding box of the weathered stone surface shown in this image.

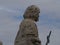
[14,5,41,45]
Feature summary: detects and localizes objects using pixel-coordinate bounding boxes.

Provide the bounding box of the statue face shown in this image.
[34,11,40,22]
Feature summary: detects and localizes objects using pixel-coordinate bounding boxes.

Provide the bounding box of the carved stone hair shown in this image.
[23,5,40,19]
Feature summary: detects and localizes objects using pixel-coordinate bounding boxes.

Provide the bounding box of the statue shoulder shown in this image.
[20,19,36,27]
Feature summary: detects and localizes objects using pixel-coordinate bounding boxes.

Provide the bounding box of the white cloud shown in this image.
[0,0,60,18]
[0,6,20,13]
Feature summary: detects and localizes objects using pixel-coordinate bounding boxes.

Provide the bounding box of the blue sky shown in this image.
[0,0,60,45]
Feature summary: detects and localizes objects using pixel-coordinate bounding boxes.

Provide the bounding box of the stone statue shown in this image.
[0,41,2,45]
[14,5,41,45]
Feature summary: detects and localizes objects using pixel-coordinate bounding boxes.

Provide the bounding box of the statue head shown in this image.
[23,5,40,22]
